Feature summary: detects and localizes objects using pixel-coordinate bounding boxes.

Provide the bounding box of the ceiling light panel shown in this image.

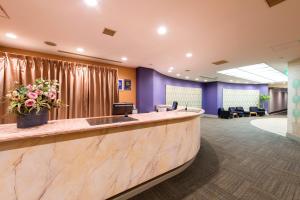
[218,63,287,83]
[84,0,98,7]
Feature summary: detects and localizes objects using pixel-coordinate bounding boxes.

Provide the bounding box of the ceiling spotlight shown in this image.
[121,57,128,61]
[230,80,233,82]
[195,78,199,81]
[169,66,174,70]
[84,0,98,7]
[185,76,190,79]
[186,53,193,58]
[176,74,181,77]
[157,26,167,35]
[5,32,17,39]
[168,70,172,73]
[204,80,208,82]
[76,47,85,53]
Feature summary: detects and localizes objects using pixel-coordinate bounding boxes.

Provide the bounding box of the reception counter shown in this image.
[0,110,203,200]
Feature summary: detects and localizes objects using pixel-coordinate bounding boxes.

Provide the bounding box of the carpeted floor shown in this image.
[130,117,300,200]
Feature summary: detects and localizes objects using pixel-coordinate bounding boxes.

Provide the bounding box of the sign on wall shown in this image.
[124,79,131,91]
[222,89,259,111]
[118,79,123,90]
[166,85,202,108]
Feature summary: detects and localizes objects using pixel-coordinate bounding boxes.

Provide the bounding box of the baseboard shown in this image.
[203,114,218,118]
[287,133,300,143]
[269,109,287,115]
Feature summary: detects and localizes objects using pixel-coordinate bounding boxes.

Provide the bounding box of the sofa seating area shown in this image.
[218,107,265,119]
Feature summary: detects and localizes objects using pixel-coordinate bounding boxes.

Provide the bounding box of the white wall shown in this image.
[166,85,202,108]
[223,89,259,111]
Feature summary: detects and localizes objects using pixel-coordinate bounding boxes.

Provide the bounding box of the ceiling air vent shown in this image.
[44,41,57,47]
[212,60,228,65]
[102,28,116,37]
[266,0,286,7]
[0,4,9,19]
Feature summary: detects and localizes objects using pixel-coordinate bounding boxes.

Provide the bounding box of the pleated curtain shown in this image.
[0,52,119,124]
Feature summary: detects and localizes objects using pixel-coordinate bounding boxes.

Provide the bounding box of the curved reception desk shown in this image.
[0,110,203,200]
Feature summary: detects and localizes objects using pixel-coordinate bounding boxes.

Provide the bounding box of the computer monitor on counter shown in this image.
[112,103,133,116]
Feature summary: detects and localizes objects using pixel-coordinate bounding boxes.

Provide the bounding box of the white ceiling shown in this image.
[0,0,300,83]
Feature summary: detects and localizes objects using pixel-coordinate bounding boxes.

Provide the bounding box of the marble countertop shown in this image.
[0,110,204,143]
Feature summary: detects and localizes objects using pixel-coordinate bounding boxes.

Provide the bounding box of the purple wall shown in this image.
[137,67,204,113]
[202,82,218,115]
[137,67,269,114]
[136,67,155,113]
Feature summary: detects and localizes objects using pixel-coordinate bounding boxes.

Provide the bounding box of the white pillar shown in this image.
[287,58,300,142]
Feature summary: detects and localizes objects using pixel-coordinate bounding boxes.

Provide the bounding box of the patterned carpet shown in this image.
[130,117,300,200]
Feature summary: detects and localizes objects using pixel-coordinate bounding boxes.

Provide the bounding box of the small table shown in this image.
[244,111,250,117]
[232,113,239,118]
[250,112,257,116]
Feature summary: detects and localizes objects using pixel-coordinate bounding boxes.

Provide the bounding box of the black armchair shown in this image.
[249,107,265,116]
[167,101,178,111]
[218,108,232,119]
[228,107,239,117]
[236,107,250,117]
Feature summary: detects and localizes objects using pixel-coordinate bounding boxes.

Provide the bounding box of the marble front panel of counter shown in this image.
[0,113,201,200]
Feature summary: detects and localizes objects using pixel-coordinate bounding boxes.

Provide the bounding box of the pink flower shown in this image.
[35,89,43,95]
[25,99,36,107]
[27,92,38,99]
[48,92,56,100]
[26,84,33,91]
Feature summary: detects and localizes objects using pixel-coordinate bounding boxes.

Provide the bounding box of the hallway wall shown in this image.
[288,59,300,142]
[268,88,288,113]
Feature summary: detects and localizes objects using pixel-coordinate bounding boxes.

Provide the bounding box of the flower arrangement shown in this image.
[6,79,62,115]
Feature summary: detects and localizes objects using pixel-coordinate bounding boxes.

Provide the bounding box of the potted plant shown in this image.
[6,79,62,128]
[260,94,270,109]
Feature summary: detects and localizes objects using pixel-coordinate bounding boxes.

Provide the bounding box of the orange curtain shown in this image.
[0,52,119,124]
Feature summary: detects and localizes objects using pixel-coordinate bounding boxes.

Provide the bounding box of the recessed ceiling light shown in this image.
[186,53,193,58]
[176,74,181,77]
[230,80,233,82]
[204,80,208,82]
[168,70,172,73]
[157,26,167,35]
[169,66,174,70]
[84,0,98,7]
[5,32,17,39]
[76,47,84,53]
[195,78,199,81]
[185,76,190,79]
[121,57,128,61]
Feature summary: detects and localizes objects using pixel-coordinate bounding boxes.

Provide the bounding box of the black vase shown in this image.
[17,108,49,128]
